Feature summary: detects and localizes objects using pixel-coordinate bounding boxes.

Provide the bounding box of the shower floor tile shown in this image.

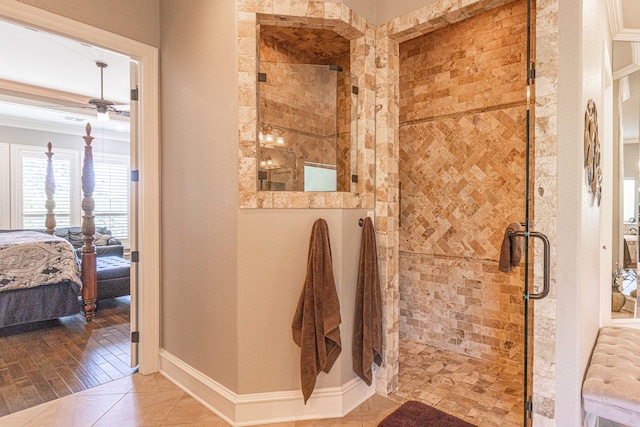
[389,339,525,427]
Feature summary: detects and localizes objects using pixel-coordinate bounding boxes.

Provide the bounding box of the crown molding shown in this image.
[607,0,624,39]
[616,28,640,42]
[608,0,640,41]
[613,63,640,80]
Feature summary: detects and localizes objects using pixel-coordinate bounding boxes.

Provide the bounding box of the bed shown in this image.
[0,231,82,328]
[0,123,99,328]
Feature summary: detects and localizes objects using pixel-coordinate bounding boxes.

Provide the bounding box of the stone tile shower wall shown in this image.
[397,0,529,368]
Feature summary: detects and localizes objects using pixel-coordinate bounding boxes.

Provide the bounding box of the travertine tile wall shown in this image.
[531,0,558,422]
[399,254,526,367]
[397,0,528,369]
[374,24,401,395]
[237,1,376,209]
[259,61,339,136]
[373,0,557,417]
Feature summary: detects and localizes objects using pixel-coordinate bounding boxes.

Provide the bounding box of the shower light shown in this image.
[259,124,285,147]
[265,132,274,144]
[259,155,280,170]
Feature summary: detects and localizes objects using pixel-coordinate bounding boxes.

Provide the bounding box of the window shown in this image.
[2,143,128,242]
[92,154,129,242]
[624,178,638,223]
[10,144,80,230]
[0,143,9,229]
[304,163,337,192]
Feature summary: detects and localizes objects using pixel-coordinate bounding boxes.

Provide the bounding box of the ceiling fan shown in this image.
[58,61,130,121]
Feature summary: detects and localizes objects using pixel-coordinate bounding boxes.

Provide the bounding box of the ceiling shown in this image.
[260,25,350,64]
[0,18,130,141]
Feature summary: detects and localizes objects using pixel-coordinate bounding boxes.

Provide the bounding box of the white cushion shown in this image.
[582,326,640,427]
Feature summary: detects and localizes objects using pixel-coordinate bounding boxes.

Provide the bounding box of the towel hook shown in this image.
[358,218,364,227]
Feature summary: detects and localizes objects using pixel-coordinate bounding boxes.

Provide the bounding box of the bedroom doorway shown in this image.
[0,2,159,414]
[0,19,136,412]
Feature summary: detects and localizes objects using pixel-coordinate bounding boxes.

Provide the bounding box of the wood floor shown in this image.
[0,297,133,416]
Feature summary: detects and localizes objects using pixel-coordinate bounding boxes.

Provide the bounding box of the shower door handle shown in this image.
[507,230,551,300]
[528,231,550,300]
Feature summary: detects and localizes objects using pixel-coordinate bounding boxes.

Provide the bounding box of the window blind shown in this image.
[93,158,129,239]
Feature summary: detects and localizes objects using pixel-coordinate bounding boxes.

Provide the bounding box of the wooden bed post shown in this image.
[44,142,56,235]
[81,123,97,321]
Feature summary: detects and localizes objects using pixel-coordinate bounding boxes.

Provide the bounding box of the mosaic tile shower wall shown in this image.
[397,0,529,368]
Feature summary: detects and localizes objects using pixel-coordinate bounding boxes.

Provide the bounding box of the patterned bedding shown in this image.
[0,231,82,293]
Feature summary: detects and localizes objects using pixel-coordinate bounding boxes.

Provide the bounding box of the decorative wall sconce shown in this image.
[259,155,280,170]
[259,124,285,147]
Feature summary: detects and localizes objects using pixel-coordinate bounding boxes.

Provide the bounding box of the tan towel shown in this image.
[292,219,341,403]
[498,222,523,273]
[353,216,383,386]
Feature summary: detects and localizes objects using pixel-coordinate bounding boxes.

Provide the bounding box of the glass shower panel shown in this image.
[257,62,356,192]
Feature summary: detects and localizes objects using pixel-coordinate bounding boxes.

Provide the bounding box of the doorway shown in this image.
[0,0,160,405]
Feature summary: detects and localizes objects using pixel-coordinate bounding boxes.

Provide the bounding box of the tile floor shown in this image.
[0,337,527,426]
[0,373,402,426]
[389,339,525,427]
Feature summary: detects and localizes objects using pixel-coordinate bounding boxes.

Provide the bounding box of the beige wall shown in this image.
[160,0,370,396]
[340,0,442,24]
[237,208,367,393]
[159,0,240,391]
[0,126,128,155]
[16,0,159,47]
[555,0,611,424]
[624,143,639,179]
[375,0,437,23]
[333,0,376,24]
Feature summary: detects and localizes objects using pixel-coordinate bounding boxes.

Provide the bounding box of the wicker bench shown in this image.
[96,256,130,301]
[582,326,640,427]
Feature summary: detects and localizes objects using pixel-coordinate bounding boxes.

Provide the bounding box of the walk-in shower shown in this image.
[392,0,539,425]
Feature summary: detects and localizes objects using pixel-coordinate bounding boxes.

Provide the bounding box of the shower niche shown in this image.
[257,25,357,192]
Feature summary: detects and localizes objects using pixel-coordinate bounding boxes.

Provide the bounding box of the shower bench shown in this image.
[582,326,640,427]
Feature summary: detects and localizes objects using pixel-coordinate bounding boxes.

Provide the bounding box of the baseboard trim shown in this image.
[159,349,375,426]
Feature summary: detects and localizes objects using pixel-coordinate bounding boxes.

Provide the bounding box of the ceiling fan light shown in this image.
[96,110,110,121]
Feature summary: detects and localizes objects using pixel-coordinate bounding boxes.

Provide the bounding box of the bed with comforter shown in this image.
[0,230,82,328]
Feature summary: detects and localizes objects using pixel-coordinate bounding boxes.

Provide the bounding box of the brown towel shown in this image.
[353,216,383,386]
[499,222,523,273]
[292,219,342,403]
